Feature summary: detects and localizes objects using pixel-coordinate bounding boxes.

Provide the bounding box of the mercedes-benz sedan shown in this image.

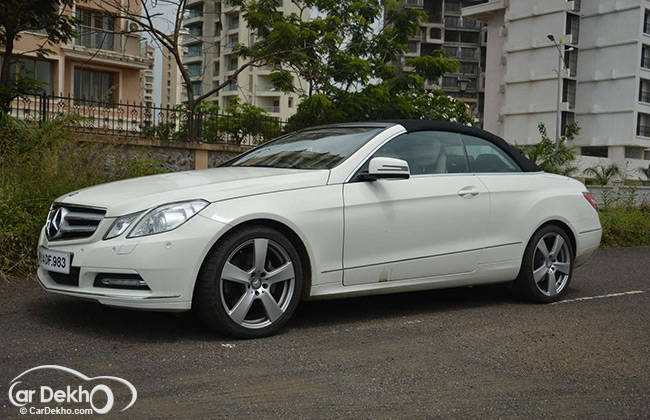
[37,121,602,338]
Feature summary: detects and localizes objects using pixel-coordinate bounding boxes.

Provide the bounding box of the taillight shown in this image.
[583,192,598,211]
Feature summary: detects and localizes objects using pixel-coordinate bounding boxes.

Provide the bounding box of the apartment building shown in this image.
[463,0,650,170]
[0,0,152,103]
[141,43,155,107]
[401,0,488,124]
[161,31,188,108]
[181,0,307,120]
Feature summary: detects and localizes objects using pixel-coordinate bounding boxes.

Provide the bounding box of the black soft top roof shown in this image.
[303,120,540,172]
[386,120,540,172]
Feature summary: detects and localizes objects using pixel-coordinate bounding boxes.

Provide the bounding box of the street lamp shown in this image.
[547,33,574,149]
[457,76,470,93]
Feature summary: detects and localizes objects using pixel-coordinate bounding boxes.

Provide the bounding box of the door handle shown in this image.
[458,187,480,198]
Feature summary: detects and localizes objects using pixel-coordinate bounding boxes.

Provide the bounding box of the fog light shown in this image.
[94,274,150,290]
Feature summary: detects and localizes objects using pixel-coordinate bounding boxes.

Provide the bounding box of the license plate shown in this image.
[38,247,72,274]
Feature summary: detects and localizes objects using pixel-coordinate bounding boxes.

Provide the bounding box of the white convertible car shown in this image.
[37,121,602,338]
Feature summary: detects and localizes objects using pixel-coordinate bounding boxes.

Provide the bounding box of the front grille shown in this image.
[49,267,80,287]
[46,204,106,241]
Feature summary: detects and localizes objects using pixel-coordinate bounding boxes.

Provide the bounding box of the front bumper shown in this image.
[37,214,229,311]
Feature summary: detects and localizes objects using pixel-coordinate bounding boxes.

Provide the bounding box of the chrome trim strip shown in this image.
[579,227,602,234]
[326,242,522,273]
[38,277,180,300]
[53,202,107,212]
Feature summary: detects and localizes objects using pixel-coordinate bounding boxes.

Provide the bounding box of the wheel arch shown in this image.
[531,219,577,257]
[193,218,313,302]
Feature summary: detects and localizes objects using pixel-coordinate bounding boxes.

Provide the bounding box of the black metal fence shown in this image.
[6,94,288,146]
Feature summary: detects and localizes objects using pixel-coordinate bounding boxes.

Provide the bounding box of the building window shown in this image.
[186,43,202,57]
[228,56,238,71]
[564,48,578,77]
[213,61,220,75]
[444,0,460,12]
[430,27,442,40]
[186,62,202,77]
[562,79,576,109]
[187,24,202,38]
[445,16,460,28]
[637,112,650,137]
[228,14,239,30]
[460,31,479,43]
[442,76,457,88]
[625,147,644,159]
[645,9,650,34]
[640,79,650,103]
[227,33,239,49]
[443,46,458,57]
[0,56,53,95]
[642,45,650,69]
[407,41,418,53]
[187,5,203,18]
[460,47,476,59]
[561,112,575,136]
[581,147,608,158]
[73,68,115,102]
[288,97,293,108]
[565,13,580,44]
[191,81,202,96]
[75,8,115,51]
[460,62,478,74]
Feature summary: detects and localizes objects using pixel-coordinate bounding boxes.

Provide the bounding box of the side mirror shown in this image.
[360,157,410,181]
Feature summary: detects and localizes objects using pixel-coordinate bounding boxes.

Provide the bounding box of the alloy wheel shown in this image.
[532,232,571,297]
[219,238,295,329]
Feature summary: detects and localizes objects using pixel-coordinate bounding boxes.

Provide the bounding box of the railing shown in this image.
[6,94,287,146]
[404,0,424,7]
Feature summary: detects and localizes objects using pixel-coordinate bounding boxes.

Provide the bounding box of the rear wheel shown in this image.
[514,225,573,302]
[194,226,303,338]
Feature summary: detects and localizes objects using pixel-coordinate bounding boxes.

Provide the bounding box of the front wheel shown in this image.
[514,225,574,302]
[194,226,304,338]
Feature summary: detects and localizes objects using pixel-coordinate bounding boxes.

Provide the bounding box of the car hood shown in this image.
[56,167,330,217]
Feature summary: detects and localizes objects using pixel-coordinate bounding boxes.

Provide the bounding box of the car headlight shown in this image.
[104,212,143,240]
[128,200,209,238]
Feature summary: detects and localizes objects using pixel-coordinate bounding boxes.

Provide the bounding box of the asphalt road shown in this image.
[1,248,648,419]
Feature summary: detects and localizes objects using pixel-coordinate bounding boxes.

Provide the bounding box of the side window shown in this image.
[462,135,522,173]
[372,131,468,175]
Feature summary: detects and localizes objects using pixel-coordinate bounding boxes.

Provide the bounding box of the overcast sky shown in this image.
[148,2,178,106]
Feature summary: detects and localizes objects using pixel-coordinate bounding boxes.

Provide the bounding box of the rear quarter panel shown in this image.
[477,173,601,265]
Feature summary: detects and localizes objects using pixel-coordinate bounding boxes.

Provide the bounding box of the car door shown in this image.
[460,134,534,266]
[343,130,490,286]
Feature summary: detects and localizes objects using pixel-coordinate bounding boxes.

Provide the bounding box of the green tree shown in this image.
[584,163,621,186]
[0,0,76,111]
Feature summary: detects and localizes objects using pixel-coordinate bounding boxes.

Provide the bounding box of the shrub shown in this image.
[599,205,650,248]
[516,122,579,176]
[0,114,165,280]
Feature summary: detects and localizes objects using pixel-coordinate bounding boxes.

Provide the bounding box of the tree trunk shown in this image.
[0,34,15,113]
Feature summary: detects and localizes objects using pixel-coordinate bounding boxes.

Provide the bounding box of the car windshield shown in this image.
[227,127,384,170]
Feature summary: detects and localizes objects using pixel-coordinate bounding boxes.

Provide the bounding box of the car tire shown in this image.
[514,224,574,303]
[194,225,304,338]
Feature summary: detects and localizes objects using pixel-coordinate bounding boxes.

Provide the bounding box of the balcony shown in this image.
[67,26,148,67]
[404,0,423,7]
[260,105,280,113]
